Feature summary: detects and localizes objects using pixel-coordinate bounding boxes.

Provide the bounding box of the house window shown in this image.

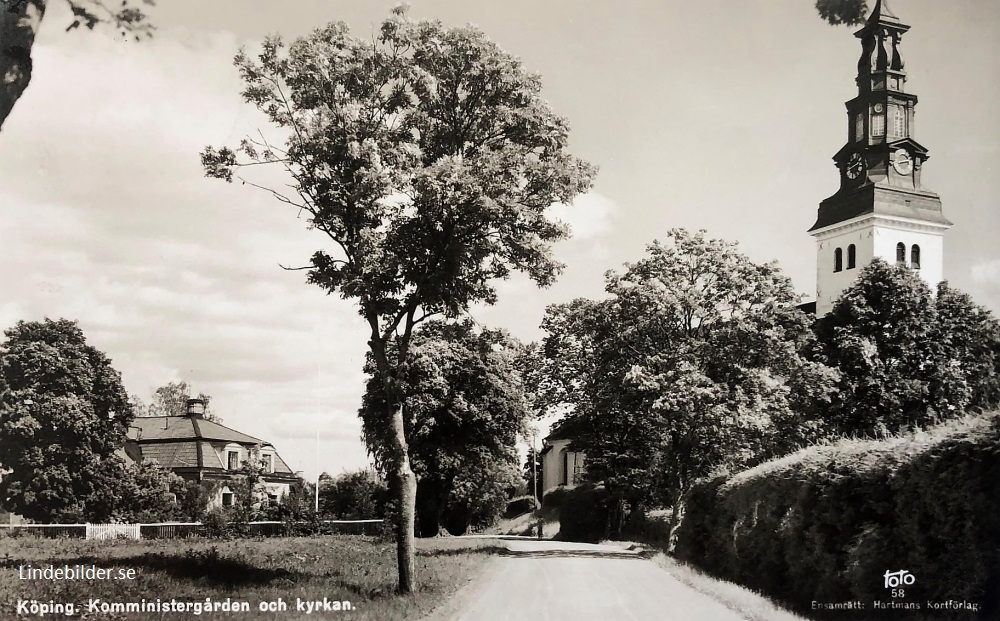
[893,108,905,137]
[896,242,906,265]
[855,114,864,142]
[227,450,240,470]
[262,454,274,473]
[911,245,921,269]
[847,244,857,269]
[561,450,569,486]
[834,247,843,273]
[222,492,233,507]
[267,493,279,505]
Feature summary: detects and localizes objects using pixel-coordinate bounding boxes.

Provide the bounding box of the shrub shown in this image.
[674,411,1000,619]
[622,509,673,549]
[557,484,612,543]
[540,486,571,520]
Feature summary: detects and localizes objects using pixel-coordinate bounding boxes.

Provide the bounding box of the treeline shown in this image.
[0,318,311,524]
[536,229,1000,538]
[0,316,533,534]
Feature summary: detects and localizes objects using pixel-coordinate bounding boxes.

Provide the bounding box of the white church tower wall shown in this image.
[809,0,951,315]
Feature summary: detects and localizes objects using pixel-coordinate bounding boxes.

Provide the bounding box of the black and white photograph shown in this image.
[0,0,998,619]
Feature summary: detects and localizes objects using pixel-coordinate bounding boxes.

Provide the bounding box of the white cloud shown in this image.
[546,191,618,240]
[971,260,1000,285]
[0,21,376,480]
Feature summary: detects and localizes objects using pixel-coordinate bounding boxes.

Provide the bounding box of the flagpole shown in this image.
[315,362,321,514]
[315,427,320,513]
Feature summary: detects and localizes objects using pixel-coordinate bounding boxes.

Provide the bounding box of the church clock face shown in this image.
[892,148,913,175]
[846,153,867,180]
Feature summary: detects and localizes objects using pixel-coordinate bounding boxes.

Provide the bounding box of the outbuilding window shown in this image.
[896,243,906,265]
[834,247,843,273]
[847,244,856,269]
[911,245,921,269]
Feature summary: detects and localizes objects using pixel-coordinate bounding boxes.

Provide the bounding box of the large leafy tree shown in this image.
[133,380,221,422]
[933,283,1000,412]
[539,230,837,534]
[201,7,594,591]
[813,260,1000,436]
[113,459,185,523]
[0,318,134,522]
[319,469,388,520]
[360,319,530,537]
[0,0,154,132]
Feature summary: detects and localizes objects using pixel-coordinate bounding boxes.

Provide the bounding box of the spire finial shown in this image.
[867,0,902,26]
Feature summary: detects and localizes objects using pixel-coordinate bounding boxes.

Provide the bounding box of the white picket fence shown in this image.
[85,523,142,541]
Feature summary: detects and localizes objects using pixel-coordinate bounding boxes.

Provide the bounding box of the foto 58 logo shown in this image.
[884,570,915,598]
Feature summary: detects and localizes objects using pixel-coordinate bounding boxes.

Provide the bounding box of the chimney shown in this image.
[185,398,206,418]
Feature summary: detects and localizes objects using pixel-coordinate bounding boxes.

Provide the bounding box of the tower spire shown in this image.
[867,0,901,26]
[808,2,951,316]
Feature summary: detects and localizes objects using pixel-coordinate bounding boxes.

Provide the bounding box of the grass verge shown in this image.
[647,549,808,621]
[0,535,503,620]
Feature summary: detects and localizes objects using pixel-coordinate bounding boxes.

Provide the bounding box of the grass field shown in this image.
[0,535,503,619]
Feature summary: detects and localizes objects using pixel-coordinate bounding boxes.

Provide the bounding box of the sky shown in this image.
[1,0,998,482]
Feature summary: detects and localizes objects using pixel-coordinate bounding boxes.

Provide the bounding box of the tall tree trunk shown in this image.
[0,0,45,132]
[389,399,417,593]
[667,482,688,554]
[370,330,417,593]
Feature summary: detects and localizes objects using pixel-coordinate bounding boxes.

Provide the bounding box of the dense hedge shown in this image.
[674,412,1000,620]
[552,484,612,543]
[540,486,572,520]
[621,508,673,549]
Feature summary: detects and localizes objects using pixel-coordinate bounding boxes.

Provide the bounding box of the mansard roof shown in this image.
[126,416,295,475]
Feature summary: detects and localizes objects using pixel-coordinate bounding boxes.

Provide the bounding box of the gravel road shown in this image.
[434,539,749,621]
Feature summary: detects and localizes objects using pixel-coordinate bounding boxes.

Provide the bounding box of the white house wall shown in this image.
[541,438,585,493]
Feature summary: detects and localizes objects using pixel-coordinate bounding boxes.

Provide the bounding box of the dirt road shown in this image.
[432,539,748,621]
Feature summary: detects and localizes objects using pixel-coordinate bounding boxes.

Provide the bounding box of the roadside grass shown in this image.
[645,549,808,621]
[0,535,503,620]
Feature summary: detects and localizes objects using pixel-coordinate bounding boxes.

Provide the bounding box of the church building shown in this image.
[810,0,951,315]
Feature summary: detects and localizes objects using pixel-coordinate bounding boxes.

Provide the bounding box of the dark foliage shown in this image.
[319,470,389,521]
[0,318,134,522]
[815,0,868,26]
[812,260,1000,437]
[556,484,613,544]
[360,320,529,537]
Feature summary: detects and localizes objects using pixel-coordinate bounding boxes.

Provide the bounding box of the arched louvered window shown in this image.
[834,247,843,273]
[847,244,857,269]
[893,107,906,138]
[911,245,921,269]
[896,242,906,265]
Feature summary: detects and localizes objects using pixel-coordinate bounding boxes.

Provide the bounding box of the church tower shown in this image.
[810,0,951,316]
